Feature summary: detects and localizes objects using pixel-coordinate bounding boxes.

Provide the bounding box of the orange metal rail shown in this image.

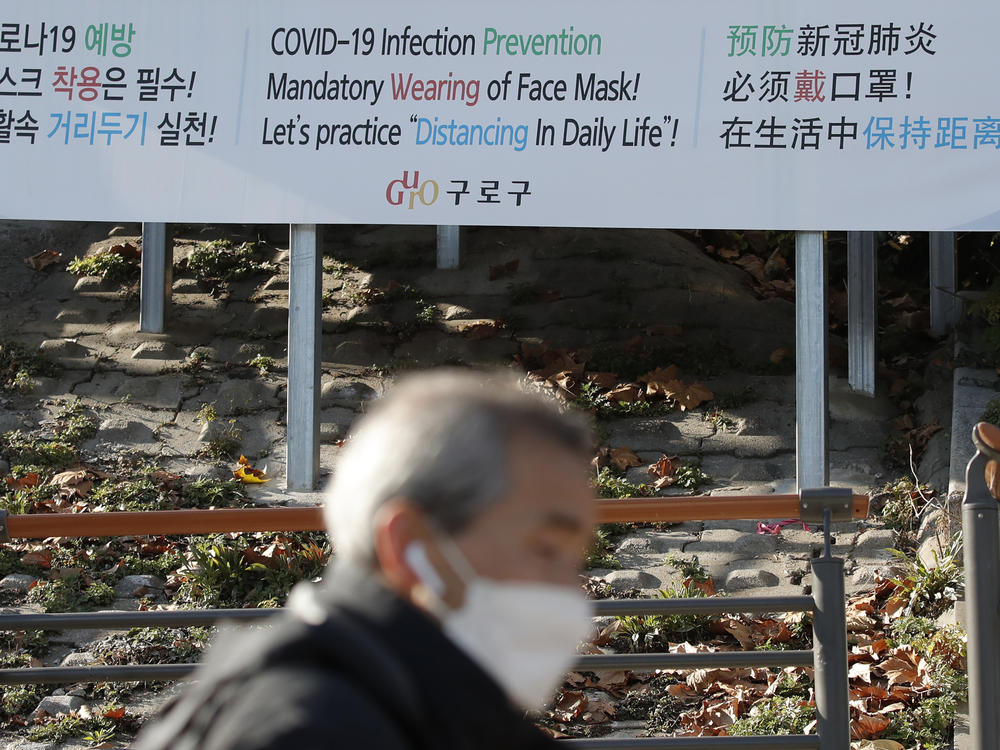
[2,494,869,540]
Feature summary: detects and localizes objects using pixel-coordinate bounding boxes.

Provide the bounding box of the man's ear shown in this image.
[372,498,425,593]
[372,500,467,611]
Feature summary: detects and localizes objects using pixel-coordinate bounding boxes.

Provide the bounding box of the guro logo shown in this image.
[386,170,439,210]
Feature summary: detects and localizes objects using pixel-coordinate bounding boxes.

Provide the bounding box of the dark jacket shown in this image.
[134,566,558,749]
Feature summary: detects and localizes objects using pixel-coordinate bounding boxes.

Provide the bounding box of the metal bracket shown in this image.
[0,509,9,543]
[799,487,854,524]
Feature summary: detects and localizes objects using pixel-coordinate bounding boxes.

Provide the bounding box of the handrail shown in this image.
[0,489,863,749]
[0,494,869,539]
[0,596,817,632]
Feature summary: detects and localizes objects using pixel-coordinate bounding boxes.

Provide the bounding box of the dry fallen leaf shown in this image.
[606,383,642,403]
[585,371,618,390]
[24,250,61,271]
[667,380,715,411]
[233,455,270,483]
[609,446,642,471]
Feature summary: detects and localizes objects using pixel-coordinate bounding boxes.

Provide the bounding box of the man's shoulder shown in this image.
[206,665,419,749]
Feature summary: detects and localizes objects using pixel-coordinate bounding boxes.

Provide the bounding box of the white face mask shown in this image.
[404,538,593,710]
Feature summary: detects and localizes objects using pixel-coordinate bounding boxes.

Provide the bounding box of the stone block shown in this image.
[0,573,37,593]
[131,341,187,360]
[114,574,165,598]
[33,694,84,717]
[604,569,661,590]
[724,568,780,591]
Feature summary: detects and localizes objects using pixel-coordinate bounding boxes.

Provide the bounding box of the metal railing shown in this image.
[962,421,1000,750]
[0,489,869,749]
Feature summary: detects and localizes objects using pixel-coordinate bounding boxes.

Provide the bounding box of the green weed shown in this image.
[182,240,275,281]
[27,704,125,743]
[0,341,58,393]
[246,355,276,376]
[615,586,712,649]
[586,525,622,570]
[876,477,934,533]
[889,539,964,619]
[592,468,655,499]
[727,696,815,737]
[26,578,115,613]
[673,461,712,492]
[67,251,138,282]
[1,684,44,720]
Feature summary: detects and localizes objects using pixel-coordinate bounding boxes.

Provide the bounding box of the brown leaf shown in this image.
[24,250,61,271]
[850,713,891,740]
[648,455,678,479]
[719,617,755,650]
[5,473,40,489]
[610,446,642,471]
[848,661,873,683]
[548,370,581,400]
[638,365,681,396]
[668,381,715,411]
[585,371,618,390]
[606,383,642,403]
[459,320,503,340]
[108,242,140,260]
[549,690,587,723]
[20,551,52,569]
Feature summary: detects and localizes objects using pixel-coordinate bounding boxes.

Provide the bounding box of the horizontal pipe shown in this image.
[593,596,815,617]
[0,650,815,685]
[595,494,868,524]
[6,507,325,539]
[0,596,816,632]
[0,608,276,631]
[2,495,868,540]
[0,664,194,685]
[561,737,820,749]
[572,650,814,672]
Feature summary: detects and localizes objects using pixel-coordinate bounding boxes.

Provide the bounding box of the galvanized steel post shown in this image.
[846,232,876,397]
[139,222,171,333]
[795,232,829,490]
[286,224,322,491]
[436,225,460,269]
[962,447,1000,750]
[811,510,850,750]
[929,232,960,335]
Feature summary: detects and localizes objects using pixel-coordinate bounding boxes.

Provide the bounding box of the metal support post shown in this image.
[929,232,960,335]
[286,224,322,491]
[811,508,850,750]
[962,440,1000,749]
[795,232,829,490]
[846,232,876,397]
[139,222,171,333]
[436,225,460,269]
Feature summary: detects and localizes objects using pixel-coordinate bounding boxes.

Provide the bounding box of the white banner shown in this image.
[2,1,999,230]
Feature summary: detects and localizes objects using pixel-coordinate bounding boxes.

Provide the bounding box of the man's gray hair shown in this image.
[324,369,592,567]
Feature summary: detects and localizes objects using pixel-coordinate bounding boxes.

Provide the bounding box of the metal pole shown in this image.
[811,509,850,750]
[436,225,460,269]
[139,222,171,333]
[929,232,960,335]
[795,232,829,490]
[846,232,876,397]
[963,449,1000,750]
[286,224,322,491]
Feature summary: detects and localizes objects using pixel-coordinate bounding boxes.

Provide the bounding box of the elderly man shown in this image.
[135,370,596,749]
